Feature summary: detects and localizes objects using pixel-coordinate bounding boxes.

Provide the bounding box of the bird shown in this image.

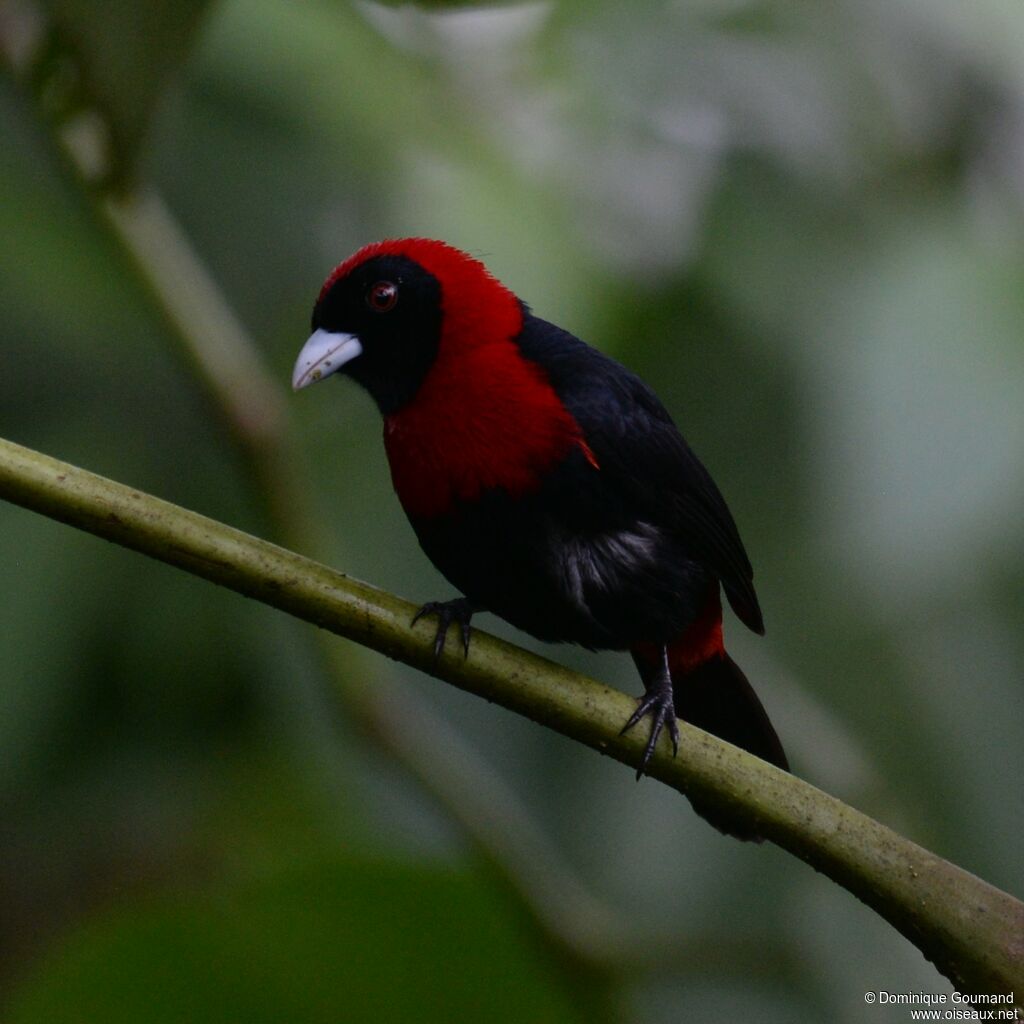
[292,238,787,839]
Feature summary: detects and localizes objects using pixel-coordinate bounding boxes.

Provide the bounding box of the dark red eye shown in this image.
[367,281,398,313]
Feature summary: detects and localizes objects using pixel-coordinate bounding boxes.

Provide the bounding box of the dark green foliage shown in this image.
[8,858,581,1024]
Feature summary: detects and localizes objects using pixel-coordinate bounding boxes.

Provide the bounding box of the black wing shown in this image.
[516,313,764,635]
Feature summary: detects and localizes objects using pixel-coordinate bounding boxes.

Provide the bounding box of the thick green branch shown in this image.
[1,435,1021,1007]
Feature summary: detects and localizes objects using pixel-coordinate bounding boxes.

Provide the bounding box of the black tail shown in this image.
[672,653,788,842]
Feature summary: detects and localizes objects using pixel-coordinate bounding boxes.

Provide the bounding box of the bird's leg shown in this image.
[411,597,477,661]
[621,645,681,779]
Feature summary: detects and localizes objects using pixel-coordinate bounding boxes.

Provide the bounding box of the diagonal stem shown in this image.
[1,434,1021,1009]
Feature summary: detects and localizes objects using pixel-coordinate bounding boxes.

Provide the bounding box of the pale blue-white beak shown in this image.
[292,329,363,391]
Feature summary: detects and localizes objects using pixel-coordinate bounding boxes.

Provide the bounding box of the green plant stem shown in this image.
[1,435,1021,1007]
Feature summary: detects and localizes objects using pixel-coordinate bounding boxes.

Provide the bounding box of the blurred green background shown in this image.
[1,0,1022,1021]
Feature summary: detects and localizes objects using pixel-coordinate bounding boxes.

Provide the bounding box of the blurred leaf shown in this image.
[40,0,212,179]
[7,857,581,1024]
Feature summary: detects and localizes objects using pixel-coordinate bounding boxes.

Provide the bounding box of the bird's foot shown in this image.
[620,655,680,779]
[412,598,476,662]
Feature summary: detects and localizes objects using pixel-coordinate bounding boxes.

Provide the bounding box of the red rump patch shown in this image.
[634,585,725,675]
[329,239,592,519]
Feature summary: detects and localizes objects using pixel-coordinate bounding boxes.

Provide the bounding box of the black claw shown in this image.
[621,646,679,777]
[666,712,680,757]
[411,598,476,663]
